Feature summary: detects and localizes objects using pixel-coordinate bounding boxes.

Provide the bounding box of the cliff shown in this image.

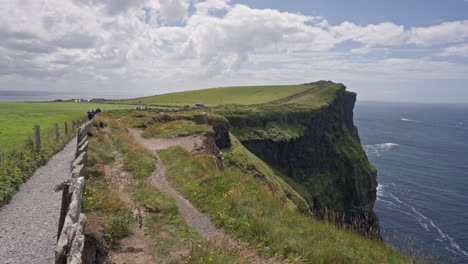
[216,82,379,236]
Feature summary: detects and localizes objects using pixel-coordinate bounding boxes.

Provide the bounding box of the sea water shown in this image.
[355,101,468,263]
[0,91,136,102]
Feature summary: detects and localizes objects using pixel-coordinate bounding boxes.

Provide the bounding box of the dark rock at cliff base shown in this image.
[241,87,380,237]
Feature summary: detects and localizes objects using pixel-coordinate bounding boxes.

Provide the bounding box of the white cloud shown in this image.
[331,22,407,46]
[438,43,468,57]
[157,0,190,22]
[155,4,331,75]
[71,0,150,15]
[194,0,231,15]
[0,0,467,99]
[329,20,468,47]
[407,20,468,46]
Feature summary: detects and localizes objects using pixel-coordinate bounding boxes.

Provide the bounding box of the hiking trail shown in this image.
[0,139,76,264]
[129,128,282,264]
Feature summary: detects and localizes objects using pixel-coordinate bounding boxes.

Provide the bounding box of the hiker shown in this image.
[87,110,94,120]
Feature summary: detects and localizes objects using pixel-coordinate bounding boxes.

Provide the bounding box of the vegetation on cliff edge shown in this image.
[158,136,412,264]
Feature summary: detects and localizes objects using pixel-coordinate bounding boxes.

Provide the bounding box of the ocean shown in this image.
[0,91,137,102]
[355,101,468,263]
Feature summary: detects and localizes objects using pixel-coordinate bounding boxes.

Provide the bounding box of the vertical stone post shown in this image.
[64,122,68,135]
[57,183,69,241]
[34,125,41,152]
[55,123,59,141]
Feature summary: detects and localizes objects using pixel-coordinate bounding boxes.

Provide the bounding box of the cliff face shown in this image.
[239,87,379,236]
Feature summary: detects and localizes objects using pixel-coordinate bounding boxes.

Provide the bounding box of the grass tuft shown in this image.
[133,186,178,215]
[143,120,212,138]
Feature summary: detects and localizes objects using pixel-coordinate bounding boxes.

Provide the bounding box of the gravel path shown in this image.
[129,129,281,264]
[0,139,76,264]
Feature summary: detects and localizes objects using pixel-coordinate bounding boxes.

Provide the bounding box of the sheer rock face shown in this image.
[241,88,380,236]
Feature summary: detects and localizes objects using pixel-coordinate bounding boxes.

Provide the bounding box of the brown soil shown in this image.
[103,154,156,264]
[109,225,154,264]
[129,128,283,264]
[128,128,205,153]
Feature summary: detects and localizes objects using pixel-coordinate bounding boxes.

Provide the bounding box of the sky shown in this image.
[0,0,467,103]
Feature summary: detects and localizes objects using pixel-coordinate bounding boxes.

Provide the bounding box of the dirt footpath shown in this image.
[129,129,282,264]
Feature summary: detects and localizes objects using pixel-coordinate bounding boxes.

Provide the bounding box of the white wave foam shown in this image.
[377,184,384,197]
[364,143,399,157]
[378,199,395,206]
[430,220,446,239]
[396,209,430,232]
[400,117,422,123]
[386,191,468,257]
[447,233,468,257]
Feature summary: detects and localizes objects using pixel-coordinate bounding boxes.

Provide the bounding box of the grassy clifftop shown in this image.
[112,83,325,106]
[112,80,344,142]
[212,81,344,141]
[91,110,411,263]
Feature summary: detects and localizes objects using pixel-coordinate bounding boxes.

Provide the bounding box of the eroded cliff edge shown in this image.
[218,82,379,236]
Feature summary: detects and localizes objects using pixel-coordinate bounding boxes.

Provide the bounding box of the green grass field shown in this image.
[0,102,133,150]
[113,84,317,106]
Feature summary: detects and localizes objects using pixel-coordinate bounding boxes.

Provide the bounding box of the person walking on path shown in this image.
[87,110,95,120]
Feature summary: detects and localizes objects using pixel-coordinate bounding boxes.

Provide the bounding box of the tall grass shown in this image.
[158,140,414,264]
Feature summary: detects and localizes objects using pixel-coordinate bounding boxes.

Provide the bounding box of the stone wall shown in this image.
[55,120,92,264]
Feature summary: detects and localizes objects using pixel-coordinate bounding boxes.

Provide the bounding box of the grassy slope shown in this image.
[113,84,316,106]
[0,101,133,150]
[85,116,247,263]
[158,138,411,264]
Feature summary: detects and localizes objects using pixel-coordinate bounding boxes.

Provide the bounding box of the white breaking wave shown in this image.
[364,143,399,157]
[384,190,468,257]
[400,117,422,123]
[376,184,384,197]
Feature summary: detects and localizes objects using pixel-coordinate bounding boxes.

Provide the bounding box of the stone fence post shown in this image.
[55,120,93,264]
